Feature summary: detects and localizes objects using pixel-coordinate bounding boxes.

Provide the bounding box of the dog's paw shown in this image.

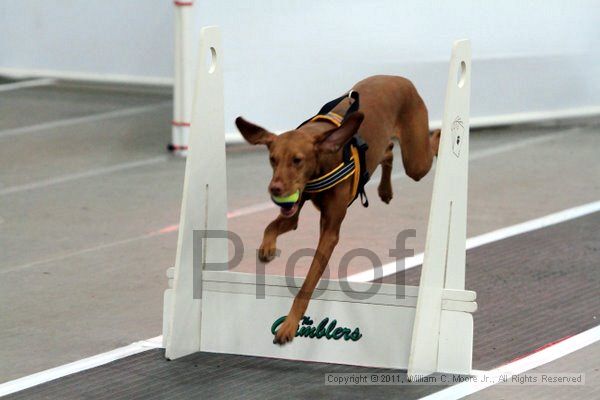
[258,243,277,263]
[378,184,393,204]
[273,320,298,345]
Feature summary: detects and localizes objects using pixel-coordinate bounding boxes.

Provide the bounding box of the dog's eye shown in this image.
[292,157,303,166]
[269,156,276,165]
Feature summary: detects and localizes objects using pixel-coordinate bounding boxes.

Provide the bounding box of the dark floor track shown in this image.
[380,212,600,369]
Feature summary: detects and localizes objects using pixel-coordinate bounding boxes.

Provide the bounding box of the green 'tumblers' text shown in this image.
[271,316,362,341]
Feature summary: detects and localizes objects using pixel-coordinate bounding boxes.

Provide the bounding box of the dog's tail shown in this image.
[429,129,441,157]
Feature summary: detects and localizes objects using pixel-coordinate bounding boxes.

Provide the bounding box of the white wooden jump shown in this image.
[163,26,475,379]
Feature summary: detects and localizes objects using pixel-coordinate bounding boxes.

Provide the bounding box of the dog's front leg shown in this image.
[273,202,346,344]
[259,202,304,262]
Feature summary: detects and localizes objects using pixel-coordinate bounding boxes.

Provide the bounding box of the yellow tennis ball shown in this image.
[271,190,300,206]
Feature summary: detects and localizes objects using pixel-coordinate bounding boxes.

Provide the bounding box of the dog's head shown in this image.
[235,112,364,217]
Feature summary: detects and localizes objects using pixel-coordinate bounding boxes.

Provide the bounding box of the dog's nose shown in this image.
[269,182,284,197]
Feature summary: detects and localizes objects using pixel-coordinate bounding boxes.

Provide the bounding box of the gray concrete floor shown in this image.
[1,81,599,387]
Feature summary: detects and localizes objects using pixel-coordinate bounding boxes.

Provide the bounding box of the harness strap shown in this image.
[310,111,344,128]
[304,161,355,193]
[297,91,360,128]
[349,145,361,202]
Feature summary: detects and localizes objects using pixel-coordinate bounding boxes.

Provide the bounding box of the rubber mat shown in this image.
[5,212,599,399]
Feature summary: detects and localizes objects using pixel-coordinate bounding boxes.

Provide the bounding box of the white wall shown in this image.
[0,0,173,83]
[1,0,599,137]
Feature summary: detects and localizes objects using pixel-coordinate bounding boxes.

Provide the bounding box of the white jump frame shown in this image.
[163,26,475,378]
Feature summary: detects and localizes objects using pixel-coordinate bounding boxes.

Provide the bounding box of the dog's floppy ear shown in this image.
[316,111,364,153]
[235,117,276,146]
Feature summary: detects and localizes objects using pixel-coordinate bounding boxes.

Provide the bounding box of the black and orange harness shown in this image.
[298,91,370,207]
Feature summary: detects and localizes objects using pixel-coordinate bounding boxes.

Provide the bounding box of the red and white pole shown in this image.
[170,0,194,156]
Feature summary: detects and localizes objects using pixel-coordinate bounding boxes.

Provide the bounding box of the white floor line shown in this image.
[0,336,163,397]
[0,78,56,92]
[0,67,173,87]
[419,325,600,400]
[347,199,600,282]
[0,156,169,196]
[0,102,171,139]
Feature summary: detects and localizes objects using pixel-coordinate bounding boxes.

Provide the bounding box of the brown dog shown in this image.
[235,75,440,345]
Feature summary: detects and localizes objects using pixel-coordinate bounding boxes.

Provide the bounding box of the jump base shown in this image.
[164,270,475,372]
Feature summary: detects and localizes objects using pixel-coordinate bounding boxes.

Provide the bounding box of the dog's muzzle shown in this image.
[271,190,300,217]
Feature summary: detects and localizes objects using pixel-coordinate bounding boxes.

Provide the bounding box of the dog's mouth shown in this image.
[271,190,301,218]
[279,202,299,218]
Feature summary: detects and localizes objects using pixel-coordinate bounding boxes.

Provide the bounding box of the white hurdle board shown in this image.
[163,26,475,378]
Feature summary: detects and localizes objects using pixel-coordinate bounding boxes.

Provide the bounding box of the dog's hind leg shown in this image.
[258,202,303,262]
[378,141,394,204]
[398,99,436,182]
